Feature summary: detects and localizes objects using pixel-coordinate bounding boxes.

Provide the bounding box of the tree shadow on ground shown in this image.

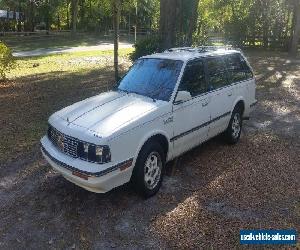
[0,67,120,166]
[1,129,298,249]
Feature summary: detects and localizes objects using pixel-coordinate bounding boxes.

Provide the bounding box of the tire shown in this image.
[131,140,165,198]
[224,106,243,144]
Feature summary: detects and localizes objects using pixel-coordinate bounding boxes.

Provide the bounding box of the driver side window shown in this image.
[179,59,207,97]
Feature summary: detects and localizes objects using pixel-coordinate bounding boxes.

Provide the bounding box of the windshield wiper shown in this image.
[118,88,130,94]
[119,83,168,102]
[118,85,145,97]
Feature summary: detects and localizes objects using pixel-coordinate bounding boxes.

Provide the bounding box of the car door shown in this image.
[205,56,234,138]
[171,59,211,158]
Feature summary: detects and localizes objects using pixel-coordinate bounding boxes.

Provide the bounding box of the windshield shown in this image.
[118,58,183,101]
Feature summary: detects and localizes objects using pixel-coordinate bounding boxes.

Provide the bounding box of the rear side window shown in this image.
[179,59,207,97]
[206,57,228,90]
[225,53,253,83]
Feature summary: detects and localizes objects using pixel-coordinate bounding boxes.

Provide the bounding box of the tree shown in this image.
[289,0,300,56]
[113,0,121,81]
[159,0,177,49]
[186,0,200,45]
[159,0,200,49]
[71,0,79,34]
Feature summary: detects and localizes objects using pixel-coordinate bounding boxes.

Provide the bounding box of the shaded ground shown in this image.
[0,50,299,249]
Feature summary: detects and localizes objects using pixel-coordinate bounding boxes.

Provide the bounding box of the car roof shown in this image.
[141,47,242,62]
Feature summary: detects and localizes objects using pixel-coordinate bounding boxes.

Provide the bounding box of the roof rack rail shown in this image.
[195,45,233,52]
[164,47,194,52]
[164,45,238,54]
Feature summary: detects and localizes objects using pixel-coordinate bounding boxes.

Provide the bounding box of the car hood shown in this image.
[53,91,164,137]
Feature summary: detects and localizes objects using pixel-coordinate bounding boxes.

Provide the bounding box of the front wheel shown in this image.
[131,141,165,198]
[224,107,243,144]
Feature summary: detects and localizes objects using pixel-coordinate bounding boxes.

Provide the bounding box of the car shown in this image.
[40,46,257,198]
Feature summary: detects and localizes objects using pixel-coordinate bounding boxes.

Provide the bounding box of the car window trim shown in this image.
[224,53,254,83]
[173,57,209,105]
[173,76,255,105]
[119,58,184,102]
[205,55,231,89]
[173,53,254,105]
[179,58,208,96]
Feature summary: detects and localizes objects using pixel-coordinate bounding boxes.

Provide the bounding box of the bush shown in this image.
[0,41,15,80]
[130,36,161,61]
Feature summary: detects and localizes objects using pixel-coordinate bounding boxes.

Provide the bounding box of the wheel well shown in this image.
[143,134,169,157]
[235,100,245,116]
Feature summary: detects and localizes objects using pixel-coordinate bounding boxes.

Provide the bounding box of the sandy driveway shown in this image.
[12,41,133,57]
[0,51,299,249]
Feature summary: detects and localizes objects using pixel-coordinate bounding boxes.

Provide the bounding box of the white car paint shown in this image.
[41,48,256,193]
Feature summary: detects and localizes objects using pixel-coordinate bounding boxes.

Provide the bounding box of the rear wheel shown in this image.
[131,141,165,198]
[224,107,243,144]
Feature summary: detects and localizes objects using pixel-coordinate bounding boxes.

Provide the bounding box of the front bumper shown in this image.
[40,136,133,193]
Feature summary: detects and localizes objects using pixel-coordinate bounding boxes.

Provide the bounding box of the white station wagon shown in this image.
[41,46,257,197]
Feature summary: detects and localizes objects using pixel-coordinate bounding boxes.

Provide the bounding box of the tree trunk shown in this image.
[29,0,34,32]
[113,0,120,82]
[17,0,22,32]
[57,15,61,30]
[178,0,183,45]
[289,0,300,57]
[128,13,131,36]
[71,0,79,35]
[261,0,269,48]
[284,5,291,48]
[45,0,50,33]
[66,0,70,30]
[186,0,199,46]
[159,0,178,49]
[80,0,85,30]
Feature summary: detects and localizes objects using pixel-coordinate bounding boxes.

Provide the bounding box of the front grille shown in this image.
[48,125,78,158]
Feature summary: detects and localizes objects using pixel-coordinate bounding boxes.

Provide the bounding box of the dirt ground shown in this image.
[0,50,299,249]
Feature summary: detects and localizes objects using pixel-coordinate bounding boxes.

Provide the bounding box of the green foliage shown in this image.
[0,42,15,80]
[0,0,297,51]
[130,36,161,61]
[210,0,294,48]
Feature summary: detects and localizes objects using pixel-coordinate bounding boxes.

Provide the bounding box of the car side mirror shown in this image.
[175,91,192,103]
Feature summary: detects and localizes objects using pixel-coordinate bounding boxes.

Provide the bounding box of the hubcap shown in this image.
[232,113,241,139]
[144,152,162,190]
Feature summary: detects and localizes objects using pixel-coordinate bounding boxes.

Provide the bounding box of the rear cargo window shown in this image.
[206,57,228,90]
[225,53,253,83]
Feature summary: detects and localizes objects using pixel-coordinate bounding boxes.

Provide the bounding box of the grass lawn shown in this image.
[8,48,133,77]
[0,48,133,164]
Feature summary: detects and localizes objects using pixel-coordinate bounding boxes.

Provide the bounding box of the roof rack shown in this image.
[164,47,194,52]
[164,45,236,53]
[196,45,233,52]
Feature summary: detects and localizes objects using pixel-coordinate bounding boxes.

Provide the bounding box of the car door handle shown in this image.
[228,92,233,96]
[202,101,209,107]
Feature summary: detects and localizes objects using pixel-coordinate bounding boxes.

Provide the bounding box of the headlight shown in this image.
[77,142,111,164]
